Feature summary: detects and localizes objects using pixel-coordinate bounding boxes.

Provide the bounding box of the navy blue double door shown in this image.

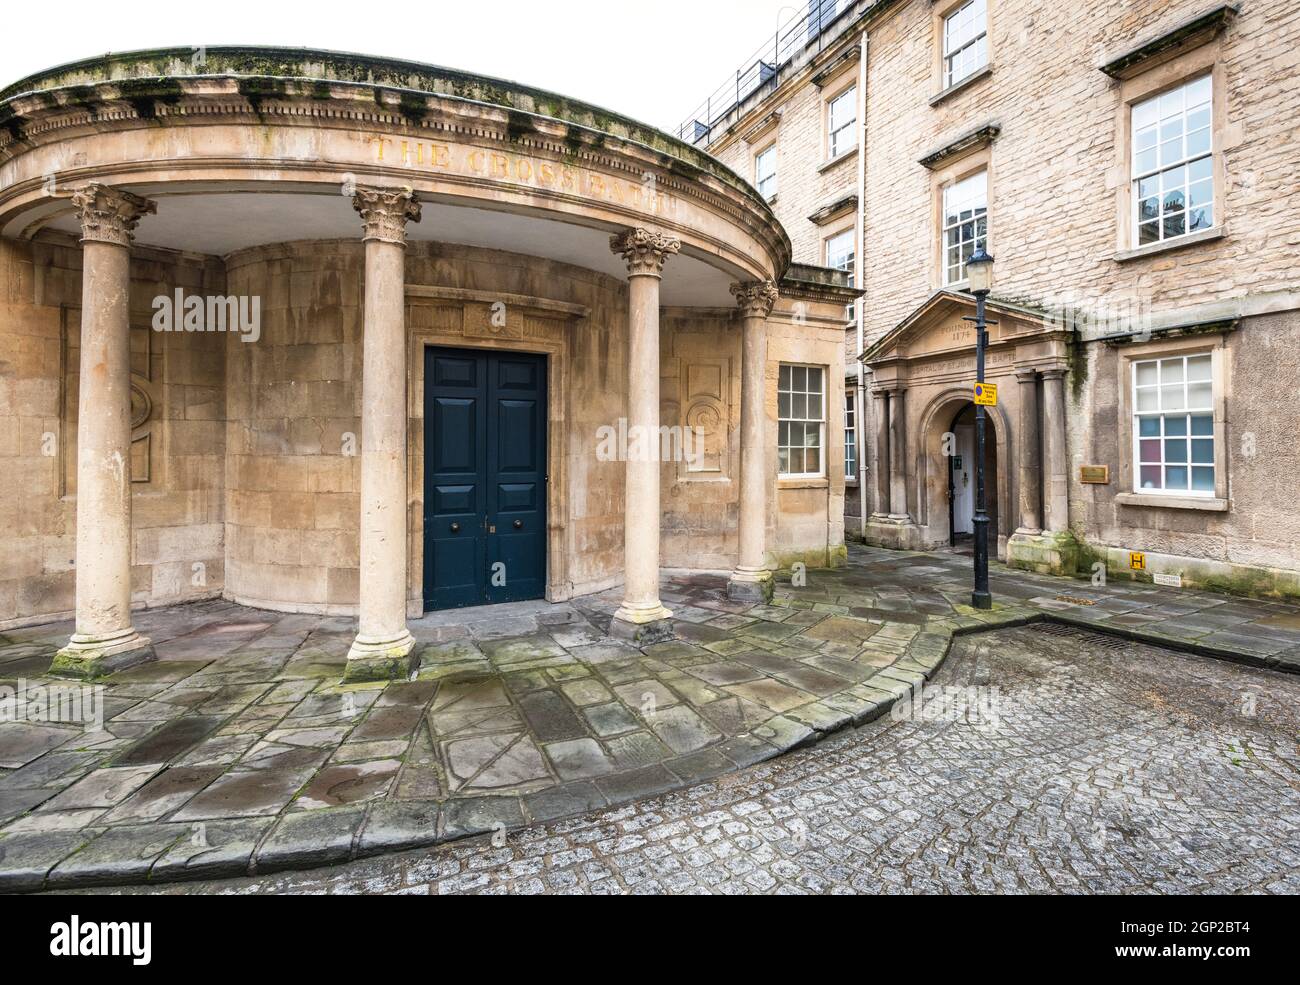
[423,347,547,611]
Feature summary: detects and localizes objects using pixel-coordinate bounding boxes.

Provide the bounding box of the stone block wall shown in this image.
[861,0,1300,341]
[660,309,743,571]
[223,241,362,613]
[1074,310,1300,590]
[712,62,861,270]
[0,234,226,629]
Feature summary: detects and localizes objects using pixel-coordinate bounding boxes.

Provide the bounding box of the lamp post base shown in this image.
[970,590,992,610]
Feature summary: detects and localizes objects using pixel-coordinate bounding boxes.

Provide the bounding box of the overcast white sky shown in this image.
[1,0,804,134]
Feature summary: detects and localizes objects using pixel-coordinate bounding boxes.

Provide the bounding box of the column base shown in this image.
[49,629,154,680]
[863,516,921,551]
[727,569,774,603]
[1006,529,1076,577]
[610,603,674,645]
[343,629,417,683]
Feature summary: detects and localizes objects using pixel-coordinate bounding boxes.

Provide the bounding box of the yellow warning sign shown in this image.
[973,382,998,406]
[1129,551,1146,571]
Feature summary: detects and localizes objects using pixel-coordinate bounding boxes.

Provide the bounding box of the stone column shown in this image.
[870,388,890,519]
[344,186,421,682]
[1015,367,1042,534]
[728,280,779,602]
[887,387,909,520]
[1040,368,1069,533]
[609,227,680,641]
[51,184,157,679]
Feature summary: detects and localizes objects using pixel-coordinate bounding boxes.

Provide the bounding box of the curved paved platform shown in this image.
[2,546,1298,891]
[82,624,1300,895]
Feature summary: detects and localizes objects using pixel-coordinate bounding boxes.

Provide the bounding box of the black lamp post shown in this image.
[966,246,995,610]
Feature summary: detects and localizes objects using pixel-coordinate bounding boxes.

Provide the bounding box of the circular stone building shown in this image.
[0,47,856,681]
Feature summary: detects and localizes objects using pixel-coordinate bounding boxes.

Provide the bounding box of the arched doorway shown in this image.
[946,403,999,554]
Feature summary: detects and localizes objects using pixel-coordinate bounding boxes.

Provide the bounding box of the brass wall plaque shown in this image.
[1080,465,1110,484]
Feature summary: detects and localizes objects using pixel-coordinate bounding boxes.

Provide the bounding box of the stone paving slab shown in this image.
[103,625,1300,897]
[2,544,1299,891]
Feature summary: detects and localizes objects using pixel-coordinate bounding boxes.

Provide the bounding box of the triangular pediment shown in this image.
[864,290,1053,366]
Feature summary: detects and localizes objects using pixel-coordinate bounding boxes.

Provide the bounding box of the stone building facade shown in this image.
[0,48,855,680]
[691,0,1300,598]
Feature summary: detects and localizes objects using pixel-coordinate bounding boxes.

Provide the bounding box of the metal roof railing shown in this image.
[673,0,848,149]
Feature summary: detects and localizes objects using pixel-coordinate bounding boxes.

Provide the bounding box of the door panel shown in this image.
[486,355,547,604]
[424,353,487,610]
[423,347,547,610]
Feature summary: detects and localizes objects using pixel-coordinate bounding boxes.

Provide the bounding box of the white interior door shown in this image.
[952,425,975,535]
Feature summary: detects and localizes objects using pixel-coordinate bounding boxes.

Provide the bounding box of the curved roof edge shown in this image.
[1,46,758,202]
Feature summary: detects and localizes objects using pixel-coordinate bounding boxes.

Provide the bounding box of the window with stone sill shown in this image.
[755,144,777,201]
[1132,353,1215,496]
[779,364,825,478]
[942,169,988,285]
[1132,74,1213,248]
[844,389,856,480]
[827,86,857,160]
[943,0,988,89]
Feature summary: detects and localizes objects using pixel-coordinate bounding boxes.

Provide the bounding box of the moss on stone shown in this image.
[237,76,289,116]
[64,84,101,120]
[0,104,24,143]
[115,76,184,120]
[341,650,415,684]
[1067,335,1089,402]
[396,90,430,125]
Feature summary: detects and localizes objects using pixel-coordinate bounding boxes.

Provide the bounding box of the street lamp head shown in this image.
[966,246,995,295]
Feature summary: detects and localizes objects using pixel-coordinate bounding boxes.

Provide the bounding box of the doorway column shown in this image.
[1015,367,1042,534]
[51,183,157,679]
[728,279,779,602]
[345,185,421,683]
[609,227,679,642]
[870,387,890,519]
[1041,367,1070,533]
[887,387,910,520]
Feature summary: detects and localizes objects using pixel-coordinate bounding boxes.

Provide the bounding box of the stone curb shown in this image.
[6,606,1292,894]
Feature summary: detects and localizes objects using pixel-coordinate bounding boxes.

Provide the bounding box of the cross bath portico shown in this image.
[0,47,857,681]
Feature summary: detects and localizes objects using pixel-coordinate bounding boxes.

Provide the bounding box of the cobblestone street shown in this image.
[97,622,1300,895]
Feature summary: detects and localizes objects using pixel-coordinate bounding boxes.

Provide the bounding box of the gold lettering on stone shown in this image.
[370,135,674,217]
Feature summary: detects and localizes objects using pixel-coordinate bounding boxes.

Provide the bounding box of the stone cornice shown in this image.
[740,110,781,146]
[811,45,862,88]
[779,263,861,305]
[610,227,681,277]
[1100,3,1239,80]
[68,182,156,246]
[1096,318,1240,346]
[808,194,858,226]
[0,76,791,281]
[352,185,421,245]
[918,123,1001,170]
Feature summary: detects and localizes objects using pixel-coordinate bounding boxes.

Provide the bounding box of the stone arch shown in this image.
[915,386,1014,557]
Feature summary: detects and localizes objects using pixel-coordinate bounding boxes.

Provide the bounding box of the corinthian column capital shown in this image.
[352,185,422,245]
[69,183,157,247]
[610,227,681,277]
[730,280,779,318]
